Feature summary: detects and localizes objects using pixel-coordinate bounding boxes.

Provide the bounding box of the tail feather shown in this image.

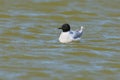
[79,26,84,33]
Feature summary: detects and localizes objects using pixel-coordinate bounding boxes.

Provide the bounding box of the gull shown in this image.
[58,23,83,43]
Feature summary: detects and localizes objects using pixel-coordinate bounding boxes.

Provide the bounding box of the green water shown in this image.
[0,0,120,80]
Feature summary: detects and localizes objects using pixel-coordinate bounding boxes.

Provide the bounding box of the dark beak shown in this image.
[58,27,62,29]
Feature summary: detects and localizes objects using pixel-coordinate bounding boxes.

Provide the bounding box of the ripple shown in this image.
[0,0,120,80]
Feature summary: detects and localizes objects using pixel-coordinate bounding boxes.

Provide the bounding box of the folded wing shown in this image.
[73,26,83,39]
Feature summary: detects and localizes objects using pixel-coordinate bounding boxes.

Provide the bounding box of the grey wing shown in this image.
[73,31,83,39]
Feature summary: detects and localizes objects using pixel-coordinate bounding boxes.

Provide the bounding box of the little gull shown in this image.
[58,23,83,43]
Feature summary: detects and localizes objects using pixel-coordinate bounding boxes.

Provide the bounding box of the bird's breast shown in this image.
[59,33,73,43]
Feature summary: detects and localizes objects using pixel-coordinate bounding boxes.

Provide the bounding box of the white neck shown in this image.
[59,31,73,43]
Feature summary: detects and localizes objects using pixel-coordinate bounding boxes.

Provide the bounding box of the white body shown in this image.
[59,26,83,43]
[59,31,73,43]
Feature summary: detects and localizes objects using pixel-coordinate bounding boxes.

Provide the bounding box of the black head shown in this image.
[58,23,71,32]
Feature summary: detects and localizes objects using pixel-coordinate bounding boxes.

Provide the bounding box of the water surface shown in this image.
[0,0,120,80]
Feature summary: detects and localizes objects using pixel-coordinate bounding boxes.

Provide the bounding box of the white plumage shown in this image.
[58,24,83,43]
